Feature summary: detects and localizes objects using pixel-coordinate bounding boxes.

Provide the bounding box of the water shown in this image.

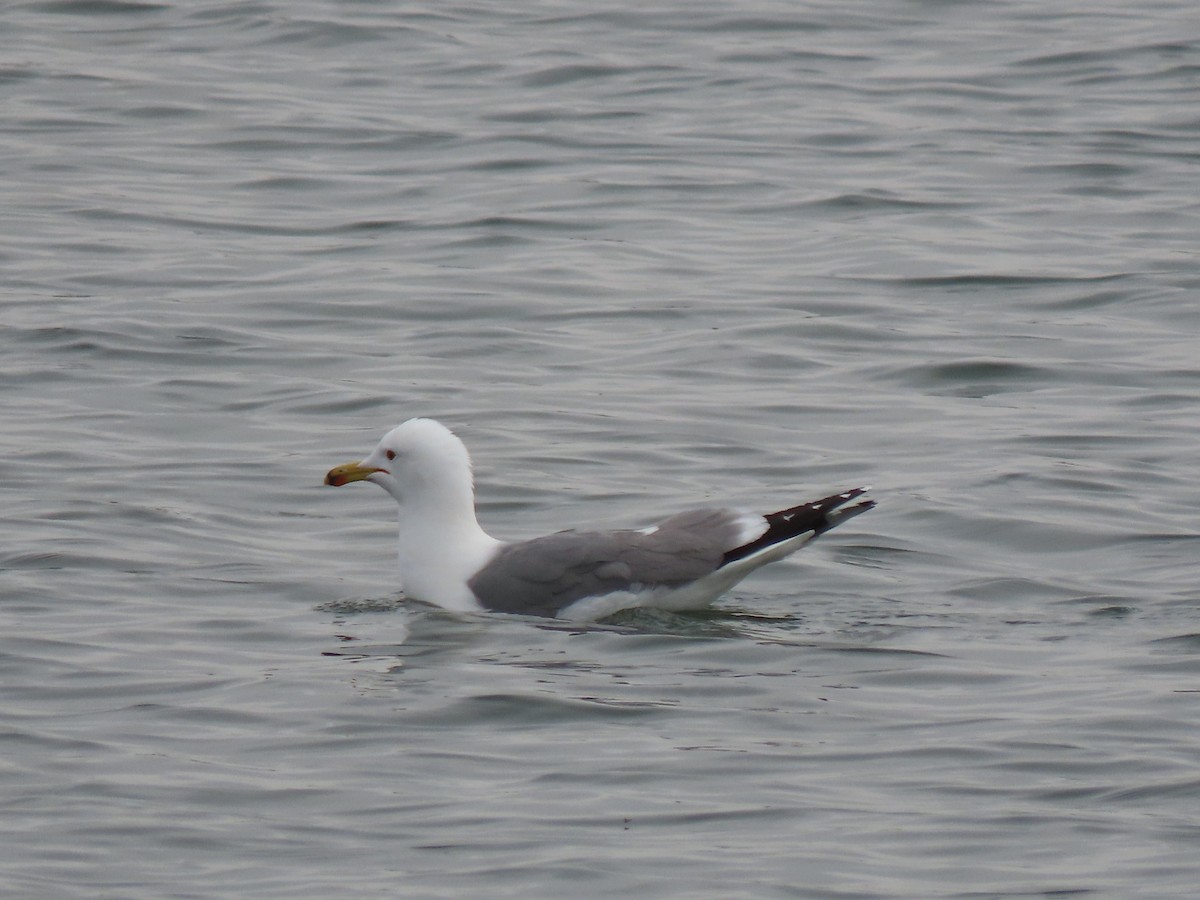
[3,0,1199,896]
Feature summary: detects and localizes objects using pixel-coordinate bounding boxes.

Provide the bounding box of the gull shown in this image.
[325,418,874,621]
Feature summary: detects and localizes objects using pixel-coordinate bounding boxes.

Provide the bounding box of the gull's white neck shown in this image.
[392,485,500,613]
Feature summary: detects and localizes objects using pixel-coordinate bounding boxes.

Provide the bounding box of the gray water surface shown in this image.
[3,1,1199,897]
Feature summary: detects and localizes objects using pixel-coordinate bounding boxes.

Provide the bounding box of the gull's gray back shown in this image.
[468,508,742,617]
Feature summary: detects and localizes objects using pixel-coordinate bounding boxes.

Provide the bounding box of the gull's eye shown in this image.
[385,449,396,461]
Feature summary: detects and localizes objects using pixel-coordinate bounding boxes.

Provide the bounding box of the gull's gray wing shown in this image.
[468,508,743,617]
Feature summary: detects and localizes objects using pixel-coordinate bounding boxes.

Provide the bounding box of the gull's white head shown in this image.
[325,418,498,611]
[324,418,475,510]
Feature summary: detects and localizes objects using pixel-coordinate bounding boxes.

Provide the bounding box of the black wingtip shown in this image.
[721,487,875,566]
[826,496,875,529]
